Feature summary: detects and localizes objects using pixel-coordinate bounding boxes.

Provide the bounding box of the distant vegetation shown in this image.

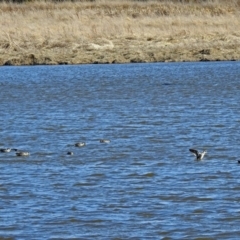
[1,0,240,65]
[1,0,240,4]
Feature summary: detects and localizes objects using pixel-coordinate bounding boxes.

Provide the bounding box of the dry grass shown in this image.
[1,0,240,65]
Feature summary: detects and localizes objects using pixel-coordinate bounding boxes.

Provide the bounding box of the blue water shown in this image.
[0,61,240,239]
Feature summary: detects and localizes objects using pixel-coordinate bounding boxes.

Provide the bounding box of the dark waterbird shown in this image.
[74,142,86,147]
[16,151,30,157]
[189,148,207,160]
[0,148,18,153]
[100,139,110,143]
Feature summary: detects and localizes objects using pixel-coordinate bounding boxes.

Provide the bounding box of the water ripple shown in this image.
[1,62,240,239]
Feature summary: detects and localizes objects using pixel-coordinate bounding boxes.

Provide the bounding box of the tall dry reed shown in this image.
[1,0,240,64]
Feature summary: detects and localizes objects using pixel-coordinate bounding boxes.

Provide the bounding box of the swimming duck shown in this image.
[75,142,86,147]
[0,148,18,153]
[16,151,30,157]
[189,149,207,160]
[99,139,110,143]
[0,148,12,153]
[67,151,74,155]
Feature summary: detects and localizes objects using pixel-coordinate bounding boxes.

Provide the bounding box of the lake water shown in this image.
[0,61,240,239]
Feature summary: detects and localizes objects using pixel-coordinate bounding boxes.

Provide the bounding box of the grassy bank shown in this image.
[1,0,240,65]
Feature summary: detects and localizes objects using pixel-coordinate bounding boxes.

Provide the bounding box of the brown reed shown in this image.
[1,0,240,65]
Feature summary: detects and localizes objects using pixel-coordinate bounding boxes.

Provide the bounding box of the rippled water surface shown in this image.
[1,62,240,239]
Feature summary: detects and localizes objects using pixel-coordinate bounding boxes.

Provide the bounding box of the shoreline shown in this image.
[1,0,240,66]
[2,40,240,66]
[1,59,239,67]
[2,52,240,66]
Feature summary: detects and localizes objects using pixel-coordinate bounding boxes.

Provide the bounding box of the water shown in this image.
[0,61,240,239]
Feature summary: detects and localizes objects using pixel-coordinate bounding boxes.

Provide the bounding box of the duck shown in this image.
[0,148,18,153]
[16,151,30,157]
[189,149,207,160]
[74,142,86,147]
[67,151,74,155]
[0,148,12,153]
[99,139,110,143]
